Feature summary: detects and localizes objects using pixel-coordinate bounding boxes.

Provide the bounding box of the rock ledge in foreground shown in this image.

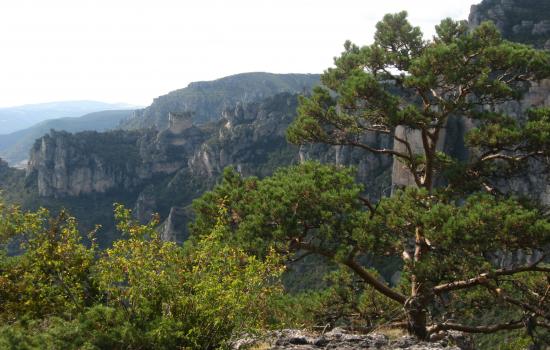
[231,327,474,350]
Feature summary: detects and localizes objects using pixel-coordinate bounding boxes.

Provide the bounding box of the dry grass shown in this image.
[248,342,271,350]
[374,326,407,340]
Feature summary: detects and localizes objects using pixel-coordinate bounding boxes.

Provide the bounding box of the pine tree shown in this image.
[192,13,550,341]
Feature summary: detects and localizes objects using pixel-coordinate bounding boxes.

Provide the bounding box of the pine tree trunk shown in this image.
[404,295,429,340]
[406,226,430,340]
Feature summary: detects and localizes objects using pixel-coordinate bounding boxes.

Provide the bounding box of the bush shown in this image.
[0,202,285,349]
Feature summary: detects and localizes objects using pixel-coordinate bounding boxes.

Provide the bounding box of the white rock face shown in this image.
[391,126,447,189]
[26,121,206,197]
[168,112,193,134]
[160,206,189,243]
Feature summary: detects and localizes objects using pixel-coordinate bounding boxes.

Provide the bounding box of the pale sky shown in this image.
[0,0,476,108]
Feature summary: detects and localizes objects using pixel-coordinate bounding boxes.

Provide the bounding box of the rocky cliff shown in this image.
[27,130,146,197]
[24,92,304,242]
[25,89,393,244]
[121,72,320,130]
[26,120,209,198]
[189,93,300,178]
[469,0,550,49]
[470,0,550,205]
[0,109,134,167]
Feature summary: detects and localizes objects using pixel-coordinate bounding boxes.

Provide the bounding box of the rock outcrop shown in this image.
[160,206,191,243]
[189,93,300,178]
[469,1,550,206]
[189,92,393,197]
[231,328,473,350]
[26,119,208,198]
[24,90,395,243]
[27,130,148,197]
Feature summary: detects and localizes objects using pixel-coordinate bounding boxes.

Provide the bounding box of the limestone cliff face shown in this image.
[189,93,299,178]
[160,206,191,243]
[492,80,550,205]
[25,91,395,243]
[470,1,550,205]
[159,92,393,241]
[391,79,550,203]
[27,119,208,198]
[300,137,393,199]
[27,130,147,197]
[189,92,393,198]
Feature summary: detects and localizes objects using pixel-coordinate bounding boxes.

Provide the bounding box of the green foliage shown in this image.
[191,162,367,256]
[95,205,180,323]
[0,204,97,322]
[0,159,33,205]
[96,204,284,348]
[0,306,142,350]
[192,163,550,323]
[365,188,550,279]
[0,201,285,349]
[270,267,401,332]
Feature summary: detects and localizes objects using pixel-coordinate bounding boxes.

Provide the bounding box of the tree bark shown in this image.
[404,296,429,340]
[406,226,430,339]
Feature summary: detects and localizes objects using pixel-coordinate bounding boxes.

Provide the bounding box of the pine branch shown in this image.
[428,320,524,334]
[297,241,407,304]
[433,257,549,294]
[480,151,544,162]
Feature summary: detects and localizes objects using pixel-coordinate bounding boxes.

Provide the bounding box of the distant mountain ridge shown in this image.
[0,110,134,166]
[0,73,319,167]
[0,100,138,135]
[120,72,320,130]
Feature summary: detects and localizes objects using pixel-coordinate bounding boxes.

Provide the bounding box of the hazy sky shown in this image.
[0,0,476,107]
